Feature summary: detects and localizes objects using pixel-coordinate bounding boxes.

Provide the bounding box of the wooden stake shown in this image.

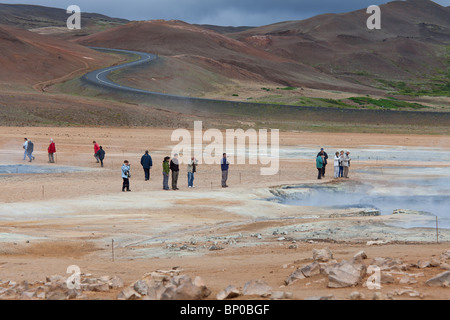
[436,217,439,243]
[112,239,115,262]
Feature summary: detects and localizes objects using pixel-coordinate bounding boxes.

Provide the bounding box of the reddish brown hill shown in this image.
[231,0,450,82]
[75,20,378,94]
[0,24,117,89]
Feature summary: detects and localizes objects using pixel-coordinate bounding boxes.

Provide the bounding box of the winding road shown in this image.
[81,47,450,127]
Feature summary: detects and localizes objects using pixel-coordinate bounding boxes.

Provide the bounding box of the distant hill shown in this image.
[0,3,128,29]
[230,0,450,89]
[0,24,117,89]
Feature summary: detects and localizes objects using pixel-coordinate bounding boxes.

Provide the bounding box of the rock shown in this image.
[349,291,365,300]
[392,209,434,216]
[117,287,141,300]
[399,275,417,285]
[271,291,293,300]
[304,295,335,300]
[441,262,450,270]
[242,280,272,297]
[285,268,305,285]
[441,250,450,260]
[133,280,149,296]
[216,285,240,300]
[372,292,383,300]
[425,271,450,287]
[312,248,333,262]
[352,251,368,263]
[380,272,395,284]
[370,257,403,271]
[108,276,124,289]
[366,240,389,246]
[209,244,223,251]
[327,261,366,288]
[418,260,431,269]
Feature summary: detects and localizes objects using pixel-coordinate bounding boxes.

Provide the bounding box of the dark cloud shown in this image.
[1,0,449,26]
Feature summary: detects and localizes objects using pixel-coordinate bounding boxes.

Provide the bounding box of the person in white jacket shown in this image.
[333,151,340,178]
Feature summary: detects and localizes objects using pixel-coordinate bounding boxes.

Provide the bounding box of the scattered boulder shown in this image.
[327,261,367,288]
[117,287,141,300]
[425,271,450,287]
[242,280,272,297]
[352,251,368,263]
[216,285,240,300]
[285,261,321,285]
[349,291,365,300]
[312,248,333,262]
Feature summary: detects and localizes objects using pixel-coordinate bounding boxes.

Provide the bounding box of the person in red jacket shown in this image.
[48,139,56,163]
[93,141,100,163]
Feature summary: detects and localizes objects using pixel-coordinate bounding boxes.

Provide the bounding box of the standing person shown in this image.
[333,151,340,179]
[26,139,35,162]
[187,157,198,188]
[170,153,180,190]
[162,156,170,190]
[96,146,105,167]
[48,139,56,163]
[93,141,100,163]
[23,138,28,161]
[221,153,230,188]
[317,148,328,178]
[316,153,324,179]
[121,160,131,192]
[339,150,345,178]
[140,150,153,181]
[343,151,352,178]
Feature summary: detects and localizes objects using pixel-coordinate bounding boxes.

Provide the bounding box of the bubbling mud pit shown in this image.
[269,166,450,229]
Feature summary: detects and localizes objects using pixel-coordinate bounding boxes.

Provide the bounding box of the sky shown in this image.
[1,0,450,26]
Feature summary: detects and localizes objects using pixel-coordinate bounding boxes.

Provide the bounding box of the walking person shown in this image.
[48,139,56,163]
[26,139,35,162]
[339,150,345,178]
[333,151,340,178]
[317,148,328,178]
[23,138,28,160]
[93,141,100,163]
[96,146,105,167]
[162,156,170,190]
[221,153,229,188]
[187,157,198,188]
[343,151,352,178]
[121,160,131,192]
[170,153,180,190]
[316,153,324,179]
[140,150,153,181]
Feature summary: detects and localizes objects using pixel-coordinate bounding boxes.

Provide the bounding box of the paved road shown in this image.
[81,47,450,127]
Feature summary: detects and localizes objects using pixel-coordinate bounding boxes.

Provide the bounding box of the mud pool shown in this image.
[272,166,450,229]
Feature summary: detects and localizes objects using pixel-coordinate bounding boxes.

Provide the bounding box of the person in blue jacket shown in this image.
[221,153,230,188]
[140,150,153,181]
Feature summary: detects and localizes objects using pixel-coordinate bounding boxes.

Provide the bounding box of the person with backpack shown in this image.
[121,160,131,192]
[317,148,328,178]
[96,146,105,167]
[26,139,35,162]
[170,153,180,190]
[48,139,56,163]
[140,150,153,181]
[343,151,352,178]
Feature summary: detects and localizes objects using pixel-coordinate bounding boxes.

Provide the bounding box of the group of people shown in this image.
[21,138,352,190]
[120,152,231,192]
[316,148,351,179]
[23,137,55,163]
